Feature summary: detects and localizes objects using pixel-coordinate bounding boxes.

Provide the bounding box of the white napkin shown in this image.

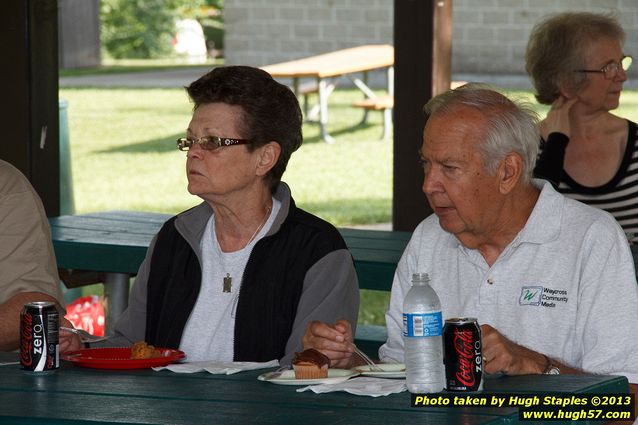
[153,359,279,374]
[297,377,407,397]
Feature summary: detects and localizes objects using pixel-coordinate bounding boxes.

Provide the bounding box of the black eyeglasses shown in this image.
[176,136,252,151]
[574,55,632,80]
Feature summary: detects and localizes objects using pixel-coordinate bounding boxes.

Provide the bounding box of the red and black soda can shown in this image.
[20,301,59,372]
[443,317,483,391]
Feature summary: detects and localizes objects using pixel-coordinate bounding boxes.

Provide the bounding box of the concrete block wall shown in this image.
[453,0,638,75]
[225,0,638,78]
[225,0,393,66]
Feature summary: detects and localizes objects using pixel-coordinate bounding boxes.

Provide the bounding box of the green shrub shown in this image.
[100,0,224,59]
[101,0,180,59]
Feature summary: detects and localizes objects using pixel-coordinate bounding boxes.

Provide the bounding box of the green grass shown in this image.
[59,58,222,77]
[59,83,638,326]
[59,87,393,225]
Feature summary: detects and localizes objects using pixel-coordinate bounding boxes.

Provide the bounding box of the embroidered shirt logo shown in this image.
[519,286,569,308]
[519,286,543,306]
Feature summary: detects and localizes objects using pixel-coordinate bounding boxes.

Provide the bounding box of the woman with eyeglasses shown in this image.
[63,66,359,365]
[527,12,637,242]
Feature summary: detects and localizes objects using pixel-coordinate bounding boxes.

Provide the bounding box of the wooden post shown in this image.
[393,0,452,231]
[0,0,60,217]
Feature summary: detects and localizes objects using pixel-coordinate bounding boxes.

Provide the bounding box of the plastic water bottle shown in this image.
[403,272,445,393]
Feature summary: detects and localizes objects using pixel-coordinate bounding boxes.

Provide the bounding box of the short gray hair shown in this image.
[525,12,625,105]
[423,83,540,183]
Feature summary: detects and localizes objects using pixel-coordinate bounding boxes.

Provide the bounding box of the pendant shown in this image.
[223,273,232,293]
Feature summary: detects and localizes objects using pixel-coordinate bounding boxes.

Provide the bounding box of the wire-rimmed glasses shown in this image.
[176,136,252,151]
[575,55,632,80]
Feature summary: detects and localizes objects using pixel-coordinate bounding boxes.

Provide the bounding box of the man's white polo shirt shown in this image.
[380,179,638,383]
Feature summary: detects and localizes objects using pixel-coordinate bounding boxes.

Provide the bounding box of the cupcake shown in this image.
[292,348,331,379]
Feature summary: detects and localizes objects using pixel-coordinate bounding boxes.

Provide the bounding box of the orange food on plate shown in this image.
[292,348,330,379]
[130,341,162,359]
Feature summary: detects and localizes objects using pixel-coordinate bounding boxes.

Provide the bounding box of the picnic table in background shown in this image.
[262,44,394,144]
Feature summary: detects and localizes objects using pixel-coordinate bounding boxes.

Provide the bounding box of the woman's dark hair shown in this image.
[186,66,303,192]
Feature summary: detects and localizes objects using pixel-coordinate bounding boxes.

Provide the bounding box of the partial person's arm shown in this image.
[59,319,82,353]
[480,324,585,375]
[0,292,61,351]
[0,165,65,351]
[303,319,359,368]
[281,249,359,366]
[533,132,570,188]
[533,95,577,188]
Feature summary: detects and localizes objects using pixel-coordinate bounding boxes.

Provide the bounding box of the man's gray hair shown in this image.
[423,83,540,183]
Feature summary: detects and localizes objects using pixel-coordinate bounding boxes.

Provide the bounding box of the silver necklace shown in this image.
[221,205,272,293]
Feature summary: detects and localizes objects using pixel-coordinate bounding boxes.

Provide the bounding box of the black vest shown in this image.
[144,202,346,361]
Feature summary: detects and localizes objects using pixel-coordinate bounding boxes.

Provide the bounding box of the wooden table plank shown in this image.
[262,44,393,79]
[261,44,393,143]
[0,392,506,425]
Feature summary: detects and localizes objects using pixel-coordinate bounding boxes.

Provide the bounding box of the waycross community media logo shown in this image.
[519,286,543,306]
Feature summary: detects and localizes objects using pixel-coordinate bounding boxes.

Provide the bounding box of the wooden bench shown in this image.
[339,228,411,357]
[351,95,393,141]
[50,212,410,357]
[298,81,319,117]
[296,80,335,122]
[349,82,468,142]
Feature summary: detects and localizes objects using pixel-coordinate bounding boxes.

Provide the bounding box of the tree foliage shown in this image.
[101,0,182,59]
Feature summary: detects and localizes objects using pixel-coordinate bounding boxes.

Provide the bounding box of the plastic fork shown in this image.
[353,345,383,372]
[60,326,109,344]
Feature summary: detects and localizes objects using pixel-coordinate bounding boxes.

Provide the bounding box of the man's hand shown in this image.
[480,324,548,375]
[540,95,578,139]
[302,319,355,369]
[59,318,82,353]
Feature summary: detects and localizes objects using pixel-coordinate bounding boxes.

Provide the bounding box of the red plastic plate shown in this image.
[62,347,185,370]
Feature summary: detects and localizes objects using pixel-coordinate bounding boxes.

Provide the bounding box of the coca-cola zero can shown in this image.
[20,301,59,372]
[443,317,483,391]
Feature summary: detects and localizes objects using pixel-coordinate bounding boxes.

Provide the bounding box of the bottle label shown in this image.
[403,311,443,337]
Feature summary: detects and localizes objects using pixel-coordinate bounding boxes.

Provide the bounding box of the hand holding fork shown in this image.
[60,326,108,344]
[352,345,383,372]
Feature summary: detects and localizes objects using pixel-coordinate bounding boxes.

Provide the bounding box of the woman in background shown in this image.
[528,12,637,241]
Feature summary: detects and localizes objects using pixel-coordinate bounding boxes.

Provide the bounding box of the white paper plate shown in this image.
[257,368,358,385]
[355,363,406,378]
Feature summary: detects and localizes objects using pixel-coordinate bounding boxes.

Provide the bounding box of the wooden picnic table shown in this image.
[262,44,394,144]
[0,351,630,424]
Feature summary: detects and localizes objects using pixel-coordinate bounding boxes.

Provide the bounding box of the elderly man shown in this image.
[0,160,66,351]
[303,85,638,395]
